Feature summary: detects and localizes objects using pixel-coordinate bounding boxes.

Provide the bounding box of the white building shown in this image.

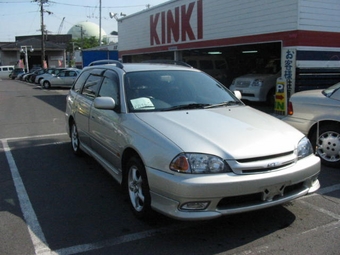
[118,0,340,95]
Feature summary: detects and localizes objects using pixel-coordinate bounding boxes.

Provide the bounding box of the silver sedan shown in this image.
[41,68,80,89]
[283,83,340,168]
[65,61,320,220]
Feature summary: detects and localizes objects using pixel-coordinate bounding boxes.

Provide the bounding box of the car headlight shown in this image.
[297,137,314,159]
[170,153,231,174]
[251,79,263,87]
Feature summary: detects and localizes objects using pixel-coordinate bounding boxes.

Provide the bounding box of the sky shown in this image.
[0,0,168,42]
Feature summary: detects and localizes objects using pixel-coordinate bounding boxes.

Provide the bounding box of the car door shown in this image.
[89,70,122,172]
[63,70,78,86]
[52,70,66,86]
[72,70,102,149]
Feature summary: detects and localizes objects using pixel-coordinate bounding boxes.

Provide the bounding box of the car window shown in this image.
[199,60,213,70]
[186,60,197,68]
[124,70,238,112]
[81,75,102,100]
[215,60,227,69]
[67,71,77,77]
[73,69,91,93]
[58,71,66,77]
[98,71,120,105]
[323,82,340,97]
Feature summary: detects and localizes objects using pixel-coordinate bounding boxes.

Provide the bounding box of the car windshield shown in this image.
[124,70,241,112]
[322,82,340,97]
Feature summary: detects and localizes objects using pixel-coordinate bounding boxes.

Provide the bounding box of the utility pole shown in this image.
[34,0,48,68]
[40,0,45,68]
[99,0,102,46]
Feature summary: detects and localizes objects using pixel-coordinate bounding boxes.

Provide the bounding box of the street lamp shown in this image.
[20,45,34,73]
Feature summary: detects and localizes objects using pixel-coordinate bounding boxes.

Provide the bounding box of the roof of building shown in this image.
[0,38,65,50]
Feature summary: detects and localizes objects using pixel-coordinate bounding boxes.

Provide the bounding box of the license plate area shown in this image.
[261,182,288,202]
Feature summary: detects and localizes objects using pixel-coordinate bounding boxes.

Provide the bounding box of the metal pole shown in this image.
[40,0,46,68]
[25,49,29,73]
[99,0,102,46]
[21,46,33,73]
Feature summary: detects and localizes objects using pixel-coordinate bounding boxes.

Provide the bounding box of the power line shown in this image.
[47,1,148,9]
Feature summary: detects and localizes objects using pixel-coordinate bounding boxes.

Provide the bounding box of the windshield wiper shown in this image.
[162,103,210,111]
[204,101,241,109]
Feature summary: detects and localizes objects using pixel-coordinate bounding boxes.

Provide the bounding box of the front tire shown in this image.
[266,88,275,106]
[126,156,152,219]
[310,123,340,168]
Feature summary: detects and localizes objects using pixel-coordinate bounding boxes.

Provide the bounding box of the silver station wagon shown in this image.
[65,61,320,220]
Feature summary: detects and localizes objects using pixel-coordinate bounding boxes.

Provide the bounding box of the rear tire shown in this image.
[310,124,340,168]
[43,81,51,89]
[70,122,83,156]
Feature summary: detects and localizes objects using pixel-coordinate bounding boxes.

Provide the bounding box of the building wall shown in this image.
[0,51,18,66]
[119,0,299,52]
[118,0,340,56]
[298,0,340,32]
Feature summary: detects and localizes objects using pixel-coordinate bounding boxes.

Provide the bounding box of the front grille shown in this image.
[237,151,293,163]
[217,181,305,210]
[232,151,296,174]
[235,80,251,87]
[241,160,295,173]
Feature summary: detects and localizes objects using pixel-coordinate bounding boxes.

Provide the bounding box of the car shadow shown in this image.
[34,94,67,113]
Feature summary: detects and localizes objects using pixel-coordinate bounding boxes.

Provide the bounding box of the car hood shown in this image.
[292,89,323,99]
[290,89,333,107]
[135,106,302,160]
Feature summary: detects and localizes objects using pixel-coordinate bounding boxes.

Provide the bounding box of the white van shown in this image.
[230,59,281,105]
[0,65,15,79]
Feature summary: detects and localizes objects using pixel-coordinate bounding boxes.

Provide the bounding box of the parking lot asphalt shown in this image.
[1,78,340,255]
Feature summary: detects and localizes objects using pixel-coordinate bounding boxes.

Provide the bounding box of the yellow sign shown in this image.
[275,78,287,115]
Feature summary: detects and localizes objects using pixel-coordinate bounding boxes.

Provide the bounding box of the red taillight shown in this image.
[287,101,293,115]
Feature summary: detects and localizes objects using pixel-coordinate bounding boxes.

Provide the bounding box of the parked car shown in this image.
[28,68,45,83]
[22,67,42,82]
[34,68,65,84]
[9,68,24,79]
[230,59,281,105]
[42,68,79,89]
[65,61,320,220]
[283,82,340,168]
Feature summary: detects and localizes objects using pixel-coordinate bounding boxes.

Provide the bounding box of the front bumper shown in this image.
[147,155,320,220]
[230,85,267,102]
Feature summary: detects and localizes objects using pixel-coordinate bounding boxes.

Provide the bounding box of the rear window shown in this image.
[199,60,213,70]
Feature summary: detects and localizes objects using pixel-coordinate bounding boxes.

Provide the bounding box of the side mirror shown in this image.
[94,97,116,110]
[233,90,242,100]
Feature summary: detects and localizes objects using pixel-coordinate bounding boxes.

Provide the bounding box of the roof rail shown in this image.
[142,59,192,68]
[88,60,124,69]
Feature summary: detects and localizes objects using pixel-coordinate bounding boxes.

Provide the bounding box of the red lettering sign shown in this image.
[150,13,160,45]
[150,0,203,46]
[167,7,180,43]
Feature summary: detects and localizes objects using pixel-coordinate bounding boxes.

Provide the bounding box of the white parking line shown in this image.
[1,134,340,255]
[54,224,191,255]
[2,138,57,255]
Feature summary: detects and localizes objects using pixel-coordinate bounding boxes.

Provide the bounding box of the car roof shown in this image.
[84,62,198,73]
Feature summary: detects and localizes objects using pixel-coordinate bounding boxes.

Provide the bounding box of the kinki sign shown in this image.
[150,0,203,46]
